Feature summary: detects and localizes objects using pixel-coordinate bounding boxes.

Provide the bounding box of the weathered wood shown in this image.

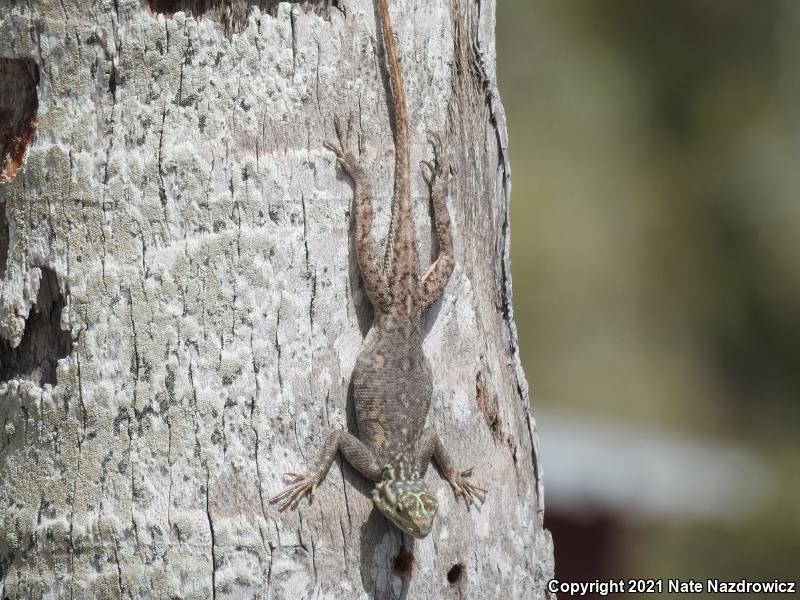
[0,1,553,598]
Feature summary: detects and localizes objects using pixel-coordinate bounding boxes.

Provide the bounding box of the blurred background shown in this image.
[497,0,800,596]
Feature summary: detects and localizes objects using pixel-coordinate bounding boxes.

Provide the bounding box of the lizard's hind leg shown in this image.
[325,117,389,310]
[420,132,455,309]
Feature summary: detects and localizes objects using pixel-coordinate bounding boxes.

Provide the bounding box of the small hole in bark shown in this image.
[0,58,39,183]
[0,267,72,386]
[391,547,415,578]
[447,562,465,585]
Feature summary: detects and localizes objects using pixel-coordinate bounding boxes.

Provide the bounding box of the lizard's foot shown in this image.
[270,472,321,511]
[447,468,487,508]
[324,115,361,177]
[421,130,449,187]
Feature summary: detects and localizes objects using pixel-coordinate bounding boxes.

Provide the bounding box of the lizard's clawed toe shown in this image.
[426,131,443,153]
[427,130,447,158]
[271,472,319,511]
[333,115,346,140]
[420,160,436,184]
[449,469,487,508]
[421,132,449,184]
[323,140,342,157]
[327,115,361,174]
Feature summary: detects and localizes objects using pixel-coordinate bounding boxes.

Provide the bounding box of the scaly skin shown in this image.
[271,0,486,539]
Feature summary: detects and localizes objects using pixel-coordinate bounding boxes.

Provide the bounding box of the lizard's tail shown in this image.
[377,0,418,288]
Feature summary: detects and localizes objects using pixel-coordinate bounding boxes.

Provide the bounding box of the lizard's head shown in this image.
[372,466,438,538]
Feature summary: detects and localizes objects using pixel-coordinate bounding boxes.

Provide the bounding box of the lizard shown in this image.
[271,0,486,539]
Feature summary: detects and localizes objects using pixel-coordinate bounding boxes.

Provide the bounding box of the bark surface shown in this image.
[0,1,554,598]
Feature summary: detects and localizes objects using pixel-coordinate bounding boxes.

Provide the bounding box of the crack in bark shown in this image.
[75,345,88,448]
[0,201,8,280]
[300,192,310,274]
[167,416,175,531]
[309,268,317,338]
[187,358,203,460]
[111,532,125,598]
[157,106,171,229]
[266,537,274,587]
[310,538,318,587]
[249,328,268,518]
[290,6,298,76]
[67,442,83,600]
[205,470,218,600]
[274,300,284,398]
[232,201,242,337]
[300,192,318,340]
[127,291,140,411]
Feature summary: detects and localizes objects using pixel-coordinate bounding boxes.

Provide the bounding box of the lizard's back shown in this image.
[352,314,432,466]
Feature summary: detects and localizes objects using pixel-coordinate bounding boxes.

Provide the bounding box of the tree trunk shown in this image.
[0,1,554,598]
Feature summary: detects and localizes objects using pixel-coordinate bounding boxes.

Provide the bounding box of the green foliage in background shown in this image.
[498,0,800,588]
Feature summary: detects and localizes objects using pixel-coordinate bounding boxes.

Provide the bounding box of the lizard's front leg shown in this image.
[415,428,487,507]
[324,117,389,310]
[271,430,382,510]
[420,132,455,310]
